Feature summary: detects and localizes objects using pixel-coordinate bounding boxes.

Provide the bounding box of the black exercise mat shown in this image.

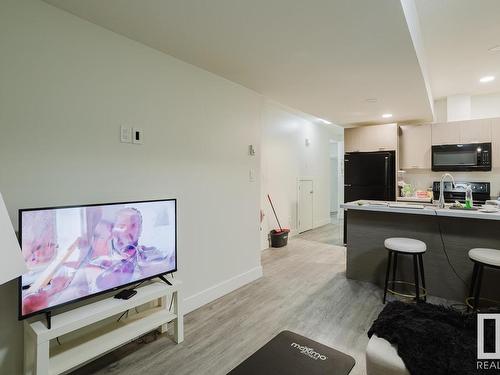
[228,330,356,375]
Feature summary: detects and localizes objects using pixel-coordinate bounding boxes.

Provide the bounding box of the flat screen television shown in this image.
[18,199,177,320]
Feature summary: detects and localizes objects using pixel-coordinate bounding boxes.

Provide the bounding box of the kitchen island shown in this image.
[341,201,500,302]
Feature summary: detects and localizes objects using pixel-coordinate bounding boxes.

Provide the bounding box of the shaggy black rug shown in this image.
[368,301,495,375]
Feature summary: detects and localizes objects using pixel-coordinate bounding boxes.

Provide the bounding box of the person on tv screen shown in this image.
[94,207,167,289]
[21,211,57,270]
[22,206,171,315]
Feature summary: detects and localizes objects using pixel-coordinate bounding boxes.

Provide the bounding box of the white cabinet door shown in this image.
[491,118,500,169]
[356,126,377,151]
[344,127,362,153]
[373,123,398,151]
[432,120,491,145]
[432,122,460,145]
[399,124,431,169]
[345,124,397,152]
[459,119,492,143]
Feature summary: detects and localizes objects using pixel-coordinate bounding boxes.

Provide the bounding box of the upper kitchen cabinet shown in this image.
[431,122,460,145]
[459,119,492,144]
[491,118,500,169]
[431,119,491,145]
[345,123,398,153]
[344,127,362,153]
[399,124,431,169]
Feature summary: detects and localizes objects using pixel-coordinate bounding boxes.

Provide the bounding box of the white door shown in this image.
[298,180,313,233]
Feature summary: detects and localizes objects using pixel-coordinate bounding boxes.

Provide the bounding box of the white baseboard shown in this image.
[183,266,263,314]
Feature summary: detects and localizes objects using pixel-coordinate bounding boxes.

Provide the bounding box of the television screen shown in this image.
[19,199,176,319]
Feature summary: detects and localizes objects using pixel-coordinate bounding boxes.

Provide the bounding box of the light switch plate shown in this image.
[132,127,143,144]
[120,126,132,143]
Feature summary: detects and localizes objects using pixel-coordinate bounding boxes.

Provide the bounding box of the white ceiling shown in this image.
[415,0,500,99]
[44,0,434,126]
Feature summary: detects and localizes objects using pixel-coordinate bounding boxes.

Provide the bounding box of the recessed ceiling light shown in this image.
[480,76,495,83]
[318,118,332,124]
[382,113,393,118]
[488,45,500,52]
[365,98,378,103]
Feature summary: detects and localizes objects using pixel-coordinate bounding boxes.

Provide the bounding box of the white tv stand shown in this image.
[23,280,183,375]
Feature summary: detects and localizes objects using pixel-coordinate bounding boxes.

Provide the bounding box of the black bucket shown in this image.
[269,229,289,248]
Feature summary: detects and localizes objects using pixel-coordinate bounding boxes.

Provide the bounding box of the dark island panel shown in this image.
[346,209,500,302]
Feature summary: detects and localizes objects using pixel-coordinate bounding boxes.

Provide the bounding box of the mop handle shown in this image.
[267,194,283,232]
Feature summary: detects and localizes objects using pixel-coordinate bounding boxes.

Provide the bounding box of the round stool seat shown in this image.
[384,238,426,254]
[469,248,500,267]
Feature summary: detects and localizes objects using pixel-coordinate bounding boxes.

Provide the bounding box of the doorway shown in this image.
[298,179,313,233]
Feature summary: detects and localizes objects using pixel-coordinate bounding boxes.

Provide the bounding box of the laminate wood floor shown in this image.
[73,227,389,375]
[297,217,344,246]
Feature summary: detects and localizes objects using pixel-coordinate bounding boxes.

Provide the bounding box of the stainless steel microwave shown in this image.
[431,143,491,171]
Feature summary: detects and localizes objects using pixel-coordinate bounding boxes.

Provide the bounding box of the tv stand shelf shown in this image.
[24,280,183,375]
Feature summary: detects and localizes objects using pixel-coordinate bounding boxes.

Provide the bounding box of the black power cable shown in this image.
[434,210,467,286]
[117,309,129,322]
[434,210,470,312]
[134,280,147,289]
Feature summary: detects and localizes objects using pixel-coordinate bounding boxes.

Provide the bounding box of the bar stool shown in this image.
[383,238,427,304]
[467,248,500,311]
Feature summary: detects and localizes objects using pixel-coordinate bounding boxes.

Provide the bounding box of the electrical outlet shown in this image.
[120,126,132,143]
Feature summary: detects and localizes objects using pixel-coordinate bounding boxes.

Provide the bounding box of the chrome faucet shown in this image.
[438,173,455,209]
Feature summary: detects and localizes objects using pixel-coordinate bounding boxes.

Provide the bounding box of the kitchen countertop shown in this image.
[341,200,500,221]
[396,196,433,203]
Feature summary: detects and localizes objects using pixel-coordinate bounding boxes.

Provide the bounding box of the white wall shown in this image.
[0,1,266,373]
[434,93,500,122]
[329,141,345,215]
[446,94,471,122]
[260,101,343,249]
[433,98,447,123]
[330,142,339,213]
[471,93,500,120]
[337,141,345,214]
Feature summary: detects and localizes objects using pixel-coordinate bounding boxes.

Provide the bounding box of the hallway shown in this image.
[297,214,344,246]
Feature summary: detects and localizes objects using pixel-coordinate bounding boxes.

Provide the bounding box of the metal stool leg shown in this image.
[383,251,393,304]
[473,265,484,311]
[413,254,420,303]
[392,253,398,287]
[468,262,479,312]
[418,254,426,302]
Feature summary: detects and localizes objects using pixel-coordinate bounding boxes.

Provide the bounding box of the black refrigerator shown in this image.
[343,151,396,244]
